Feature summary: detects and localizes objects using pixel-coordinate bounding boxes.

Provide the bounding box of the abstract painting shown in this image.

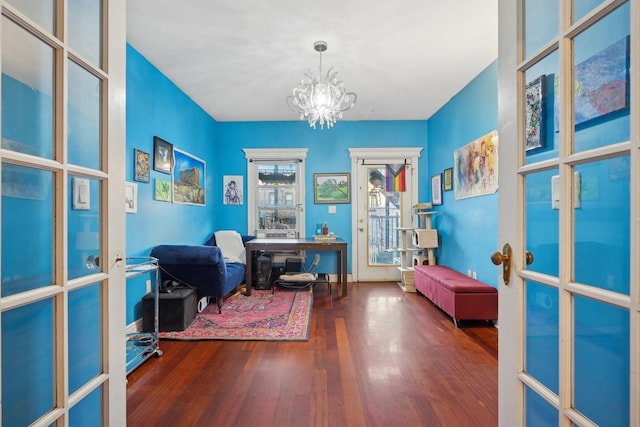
[525,75,545,151]
[454,130,499,200]
[574,36,629,126]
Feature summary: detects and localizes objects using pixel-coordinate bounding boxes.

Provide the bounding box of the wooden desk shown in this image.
[245,238,348,297]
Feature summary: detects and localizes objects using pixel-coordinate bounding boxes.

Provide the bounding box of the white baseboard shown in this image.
[126,319,143,335]
[324,273,352,283]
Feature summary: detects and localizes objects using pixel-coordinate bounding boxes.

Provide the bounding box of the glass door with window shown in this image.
[350,148,421,282]
[0,0,126,425]
[498,1,637,425]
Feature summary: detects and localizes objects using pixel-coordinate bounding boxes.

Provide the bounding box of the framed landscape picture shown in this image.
[314,173,350,204]
[172,148,206,206]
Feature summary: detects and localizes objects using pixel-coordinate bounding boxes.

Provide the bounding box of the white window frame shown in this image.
[243,148,308,239]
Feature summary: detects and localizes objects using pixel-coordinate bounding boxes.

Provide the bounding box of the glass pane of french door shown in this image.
[1,298,55,426]
[366,166,401,267]
[68,0,102,66]
[4,0,54,33]
[572,4,630,152]
[1,16,54,159]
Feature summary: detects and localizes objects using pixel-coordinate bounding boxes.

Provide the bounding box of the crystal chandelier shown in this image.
[286,41,357,129]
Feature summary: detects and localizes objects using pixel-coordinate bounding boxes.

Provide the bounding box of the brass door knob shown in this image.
[491,243,512,285]
[526,251,534,265]
[491,251,509,265]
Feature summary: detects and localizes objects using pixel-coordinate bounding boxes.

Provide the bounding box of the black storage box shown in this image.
[142,287,197,332]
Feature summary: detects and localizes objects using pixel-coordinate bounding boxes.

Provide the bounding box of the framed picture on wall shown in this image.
[431,173,442,206]
[525,75,545,152]
[134,148,150,183]
[172,148,206,206]
[443,167,453,191]
[314,173,351,204]
[153,136,173,174]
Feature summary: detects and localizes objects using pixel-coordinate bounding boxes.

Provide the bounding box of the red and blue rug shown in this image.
[158,289,312,341]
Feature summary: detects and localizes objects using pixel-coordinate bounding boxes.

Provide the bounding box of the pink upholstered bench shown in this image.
[413,265,498,327]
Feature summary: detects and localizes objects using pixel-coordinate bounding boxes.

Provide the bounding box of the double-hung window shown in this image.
[244,148,307,241]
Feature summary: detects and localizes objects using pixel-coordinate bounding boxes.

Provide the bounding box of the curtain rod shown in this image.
[360,159,410,166]
[249,158,302,163]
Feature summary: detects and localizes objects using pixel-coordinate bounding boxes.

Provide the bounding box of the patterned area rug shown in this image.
[158,289,312,341]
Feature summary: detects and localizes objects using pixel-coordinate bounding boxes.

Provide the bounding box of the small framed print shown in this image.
[443,167,453,191]
[525,75,545,152]
[153,136,173,174]
[431,174,442,206]
[134,148,150,183]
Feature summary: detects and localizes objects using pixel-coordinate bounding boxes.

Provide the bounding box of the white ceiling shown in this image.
[126,0,498,123]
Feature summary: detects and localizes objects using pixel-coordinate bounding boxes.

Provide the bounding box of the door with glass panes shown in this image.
[498,0,637,425]
[0,0,127,425]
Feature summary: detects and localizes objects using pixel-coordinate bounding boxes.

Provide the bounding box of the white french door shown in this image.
[0,0,126,425]
[498,0,637,425]
[349,148,421,282]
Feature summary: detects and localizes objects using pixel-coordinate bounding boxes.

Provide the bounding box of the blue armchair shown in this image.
[150,234,254,313]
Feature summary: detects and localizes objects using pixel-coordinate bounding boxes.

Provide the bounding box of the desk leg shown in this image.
[337,248,348,296]
[245,249,253,296]
[342,248,348,296]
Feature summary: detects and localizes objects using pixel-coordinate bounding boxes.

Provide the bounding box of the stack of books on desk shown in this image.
[313,234,336,240]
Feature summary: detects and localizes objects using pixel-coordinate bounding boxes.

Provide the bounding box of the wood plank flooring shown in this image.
[126,282,498,427]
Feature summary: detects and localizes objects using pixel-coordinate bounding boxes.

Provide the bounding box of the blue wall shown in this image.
[125,45,219,322]
[125,46,428,317]
[214,120,429,275]
[126,45,219,254]
[426,61,499,286]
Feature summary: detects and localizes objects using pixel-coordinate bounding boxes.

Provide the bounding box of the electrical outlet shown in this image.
[472,271,477,279]
[146,279,151,293]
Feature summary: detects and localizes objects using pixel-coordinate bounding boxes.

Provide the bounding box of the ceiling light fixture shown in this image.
[286,41,357,130]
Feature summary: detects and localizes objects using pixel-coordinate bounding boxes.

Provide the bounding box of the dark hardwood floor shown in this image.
[126,282,498,427]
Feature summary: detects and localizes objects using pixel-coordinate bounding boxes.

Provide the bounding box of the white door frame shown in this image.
[349,147,422,282]
[497,0,518,424]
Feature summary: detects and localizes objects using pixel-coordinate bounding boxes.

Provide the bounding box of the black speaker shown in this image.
[255,254,273,290]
